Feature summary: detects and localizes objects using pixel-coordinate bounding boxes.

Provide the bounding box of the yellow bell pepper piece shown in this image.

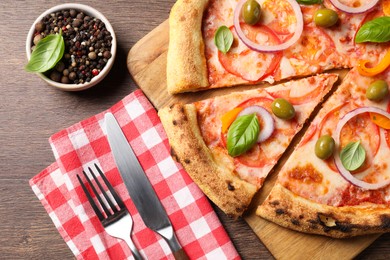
[357,50,390,77]
[383,0,390,16]
[221,107,244,133]
[370,112,390,129]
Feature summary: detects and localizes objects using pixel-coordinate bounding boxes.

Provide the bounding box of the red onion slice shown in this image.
[238,105,275,142]
[233,0,303,52]
[333,107,390,190]
[329,0,379,14]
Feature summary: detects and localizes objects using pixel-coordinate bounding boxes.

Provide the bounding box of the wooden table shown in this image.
[0,0,389,259]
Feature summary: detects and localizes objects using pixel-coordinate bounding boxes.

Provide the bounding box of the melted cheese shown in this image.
[203,0,390,88]
[195,74,337,188]
[278,68,390,206]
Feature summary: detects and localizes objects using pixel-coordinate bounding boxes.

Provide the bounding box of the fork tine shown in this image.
[77,174,105,221]
[94,163,126,209]
[88,166,118,213]
[82,170,112,217]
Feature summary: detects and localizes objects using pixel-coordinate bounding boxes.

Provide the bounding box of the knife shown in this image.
[104,112,188,260]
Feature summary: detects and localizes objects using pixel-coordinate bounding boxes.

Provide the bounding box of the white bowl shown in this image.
[26,3,117,91]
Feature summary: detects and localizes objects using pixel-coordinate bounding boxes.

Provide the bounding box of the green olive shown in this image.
[271,98,295,120]
[314,8,338,28]
[366,80,389,101]
[242,0,261,25]
[315,135,335,160]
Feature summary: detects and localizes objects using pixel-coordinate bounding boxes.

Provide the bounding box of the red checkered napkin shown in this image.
[29,90,240,260]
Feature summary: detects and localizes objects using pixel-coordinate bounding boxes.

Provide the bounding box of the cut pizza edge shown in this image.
[158,73,339,218]
[159,102,257,218]
[256,183,390,238]
[256,68,390,238]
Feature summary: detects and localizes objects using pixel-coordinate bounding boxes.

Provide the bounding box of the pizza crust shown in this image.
[257,183,390,238]
[167,0,210,94]
[158,103,257,218]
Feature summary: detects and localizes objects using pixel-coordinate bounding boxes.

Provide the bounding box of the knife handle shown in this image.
[173,248,189,260]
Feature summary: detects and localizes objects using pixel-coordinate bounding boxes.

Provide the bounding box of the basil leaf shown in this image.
[227,114,260,157]
[296,0,323,5]
[214,26,234,54]
[25,30,65,72]
[340,141,366,171]
[355,17,390,43]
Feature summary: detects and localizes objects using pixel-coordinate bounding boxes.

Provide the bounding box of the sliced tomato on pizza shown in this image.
[282,25,338,75]
[315,102,380,173]
[166,0,388,94]
[218,24,282,82]
[257,68,390,238]
[159,74,338,217]
[261,0,296,36]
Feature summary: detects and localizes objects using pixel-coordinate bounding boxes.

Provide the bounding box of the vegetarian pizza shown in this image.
[160,0,390,238]
[159,74,338,217]
[257,67,390,238]
[167,0,389,94]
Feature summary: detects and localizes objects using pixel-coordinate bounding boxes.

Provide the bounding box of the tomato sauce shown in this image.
[339,185,387,206]
[288,164,323,184]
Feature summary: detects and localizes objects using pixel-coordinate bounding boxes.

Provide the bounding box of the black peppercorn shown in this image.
[76,12,84,20]
[61,76,70,84]
[50,71,61,82]
[55,62,65,72]
[103,51,111,59]
[69,9,77,18]
[72,19,82,27]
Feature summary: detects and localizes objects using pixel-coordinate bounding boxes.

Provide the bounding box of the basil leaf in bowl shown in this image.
[25,30,65,73]
[355,16,390,43]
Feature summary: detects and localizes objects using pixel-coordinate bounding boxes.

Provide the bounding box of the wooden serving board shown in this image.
[127,20,381,259]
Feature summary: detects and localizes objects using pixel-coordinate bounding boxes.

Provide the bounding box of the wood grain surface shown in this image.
[0,0,388,259]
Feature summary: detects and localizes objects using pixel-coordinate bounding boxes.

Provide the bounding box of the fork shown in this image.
[77,164,143,260]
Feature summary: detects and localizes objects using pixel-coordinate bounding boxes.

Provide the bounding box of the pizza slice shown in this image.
[167,0,389,94]
[257,68,390,237]
[159,73,338,218]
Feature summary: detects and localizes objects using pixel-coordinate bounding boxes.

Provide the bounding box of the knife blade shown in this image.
[104,112,188,260]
